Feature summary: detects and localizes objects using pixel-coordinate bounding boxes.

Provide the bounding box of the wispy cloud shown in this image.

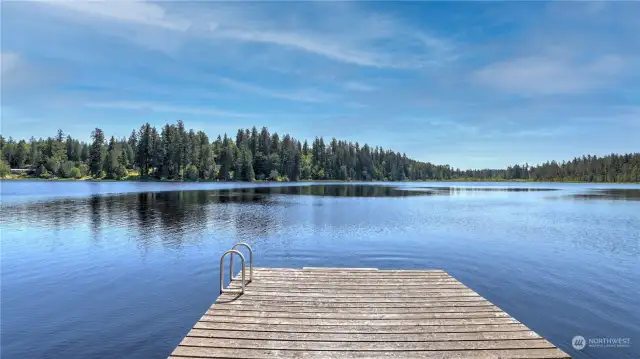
[85,101,257,118]
[473,55,625,96]
[34,1,456,69]
[213,29,386,68]
[34,0,190,31]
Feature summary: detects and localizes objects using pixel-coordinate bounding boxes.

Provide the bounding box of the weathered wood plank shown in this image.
[205,308,508,320]
[192,321,536,334]
[233,278,461,285]
[248,270,451,276]
[243,278,457,284]
[218,290,477,298]
[209,303,498,313]
[180,337,554,351]
[187,328,541,341]
[246,273,452,279]
[233,277,460,285]
[229,281,467,289]
[255,268,446,273]
[170,347,570,358]
[172,347,569,359]
[199,314,520,326]
[216,294,486,303]
[227,285,471,294]
[232,278,461,285]
[240,271,452,277]
[214,297,493,311]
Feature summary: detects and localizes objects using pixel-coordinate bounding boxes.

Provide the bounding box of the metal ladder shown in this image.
[219,242,253,294]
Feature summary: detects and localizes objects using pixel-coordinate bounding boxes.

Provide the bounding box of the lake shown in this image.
[1,180,639,359]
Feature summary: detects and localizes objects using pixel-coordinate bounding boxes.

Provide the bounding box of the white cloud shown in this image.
[214,25,452,69]
[35,0,191,30]
[202,2,456,68]
[473,55,625,95]
[213,29,385,68]
[85,101,257,118]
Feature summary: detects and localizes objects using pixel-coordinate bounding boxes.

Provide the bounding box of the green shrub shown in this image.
[39,169,51,179]
[78,164,89,177]
[71,167,82,179]
[184,164,199,181]
[0,160,9,178]
[113,165,126,179]
[58,161,76,178]
[35,164,48,177]
[45,158,60,175]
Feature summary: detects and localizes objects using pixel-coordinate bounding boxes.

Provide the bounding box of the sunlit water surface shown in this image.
[1,181,639,359]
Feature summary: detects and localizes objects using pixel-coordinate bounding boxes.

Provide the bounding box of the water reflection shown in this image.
[409,186,559,194]
[4,186,638,236]
[568,189,640,201]
[246,185,430,197]
[3,191,264,232]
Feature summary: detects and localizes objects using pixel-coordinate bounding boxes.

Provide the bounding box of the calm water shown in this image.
[1,180,639,359]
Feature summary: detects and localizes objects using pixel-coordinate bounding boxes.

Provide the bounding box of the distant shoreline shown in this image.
[2,176,638,184]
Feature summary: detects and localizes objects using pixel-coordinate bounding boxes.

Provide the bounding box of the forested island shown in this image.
[1,121,639,182]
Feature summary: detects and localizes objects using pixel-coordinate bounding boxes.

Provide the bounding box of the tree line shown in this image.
[1,121,639,182]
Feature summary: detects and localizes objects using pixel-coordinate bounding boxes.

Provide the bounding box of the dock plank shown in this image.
[218,290,481,299]
[209,302,499,313]
[169,267,570,359]
[199,314,519,326]
[216,295,487,304]
[179,337,555,351]
[186,329,541,341]
[205,308,510,319]
[226,283,469,292]
[193,321,539,334]
[213,299,493,308]
[170,347,570,359]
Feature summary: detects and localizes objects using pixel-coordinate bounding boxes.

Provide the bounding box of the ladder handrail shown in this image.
[219,250,246,294]
[230,242,253,283]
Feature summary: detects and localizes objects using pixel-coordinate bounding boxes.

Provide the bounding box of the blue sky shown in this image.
[1,1,638,169]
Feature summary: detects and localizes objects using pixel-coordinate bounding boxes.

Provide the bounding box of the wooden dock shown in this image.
[169,267,570,358]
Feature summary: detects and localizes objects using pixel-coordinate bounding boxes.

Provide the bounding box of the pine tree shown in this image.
[89,128,105,177]
[136,123,151,177]
[103,136,119,178]
[150,126,163,179]
[241,148,255,181]
[29,137,41,168]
